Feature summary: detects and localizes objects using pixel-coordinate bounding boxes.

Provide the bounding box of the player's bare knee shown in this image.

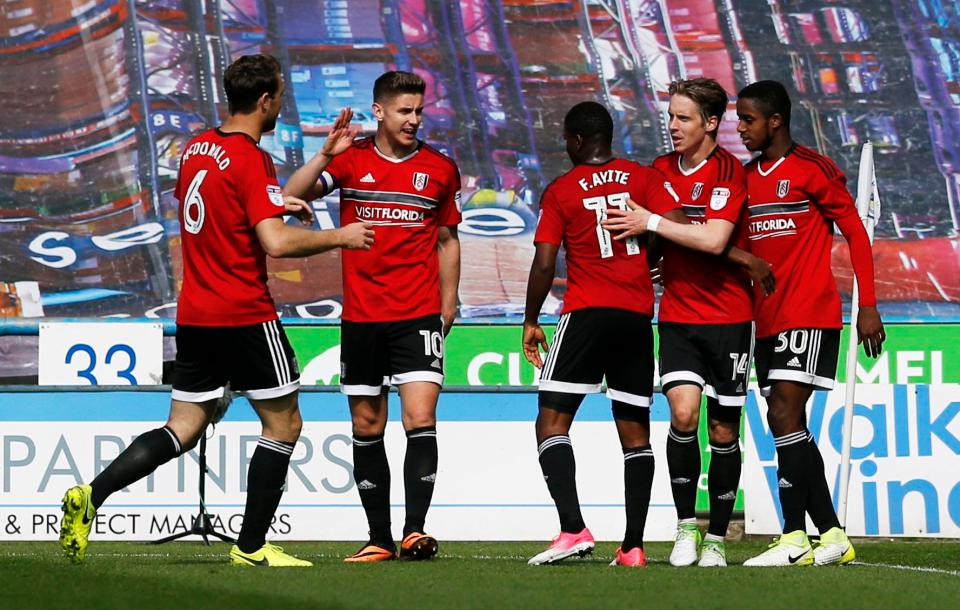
[670,408,699,433]
[535,407,573,441]
[765,404,803,436]
[351,411,385,436]
[280,409,303,440]
[164,418,206,453]
[402,411,436,430]
[707,421,739,445]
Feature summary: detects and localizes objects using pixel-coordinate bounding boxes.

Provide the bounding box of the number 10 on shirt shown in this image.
[582,192,640,258]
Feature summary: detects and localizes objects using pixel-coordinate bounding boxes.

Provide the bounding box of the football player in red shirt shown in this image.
[522,101,682,567]
[285,71,461,562]
[735,80,884,566]
[603,78,773,567]
[58,55,374,567]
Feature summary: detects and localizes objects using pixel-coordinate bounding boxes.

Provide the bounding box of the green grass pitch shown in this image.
[2,540,957,609]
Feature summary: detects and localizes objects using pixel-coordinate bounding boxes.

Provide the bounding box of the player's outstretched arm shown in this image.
[283,107,359,201]
[603,200,735,255]
[522,242,558,369]
[255,212,374,258]
[438,226,461,336]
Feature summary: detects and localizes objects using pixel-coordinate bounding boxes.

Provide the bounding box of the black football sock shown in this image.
[537,434,586,533]
[236,436,295,553]
[666,425,700,521]
[90,426,181,509]
[403,426,438,537]
[806,432,841,532]
[353,433,393,546]
[774,431,811,533]
[706,438,741,538]
[622,445,654,552]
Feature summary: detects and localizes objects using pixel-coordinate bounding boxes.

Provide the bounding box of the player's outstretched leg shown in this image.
[59,484,95,564]
[60,424,184,563]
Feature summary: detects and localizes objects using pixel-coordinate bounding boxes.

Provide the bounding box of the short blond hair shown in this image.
[668,78,728,132]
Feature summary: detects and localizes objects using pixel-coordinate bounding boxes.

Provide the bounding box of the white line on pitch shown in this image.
[853,561,960,577]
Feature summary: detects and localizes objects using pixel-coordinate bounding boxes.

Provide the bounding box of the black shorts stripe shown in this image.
[269,320,292,384]
[542,313,570,381]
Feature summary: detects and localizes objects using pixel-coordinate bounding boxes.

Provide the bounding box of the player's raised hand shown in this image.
[602,198,651,239]
[522,321,549,369]
[745,253,776,296]
[283,195,314,225]
[320,107,360,158]
[339,221,375,250]
[857,306,885,358]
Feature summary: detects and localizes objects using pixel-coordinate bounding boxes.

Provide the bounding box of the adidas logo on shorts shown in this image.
[421,473,436,483]
[671,477,691,484]
[357,479,376,490]
[716,490,737,501]
[778,477,793,488]
[787,356,802,368]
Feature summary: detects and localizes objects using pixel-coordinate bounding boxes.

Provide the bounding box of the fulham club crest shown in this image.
[777,179,790,198]
[691,182,704,200]
[413,172,429,191]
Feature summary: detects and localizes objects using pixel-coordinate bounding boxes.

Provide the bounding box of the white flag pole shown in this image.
[838,142,880,525]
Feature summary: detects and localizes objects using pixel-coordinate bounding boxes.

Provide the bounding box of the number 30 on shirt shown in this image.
[582,192,640,258]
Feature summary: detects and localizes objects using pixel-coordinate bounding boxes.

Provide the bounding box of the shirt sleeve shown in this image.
[318,148,352,195]
[808,159,878,307]
[239,150,287,228]
[705,157,747,224]
[436,164,462,226]
[534,185,564,246]
[636,166,681,215]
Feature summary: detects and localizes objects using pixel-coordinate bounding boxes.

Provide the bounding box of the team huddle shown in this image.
[58,54,885,569]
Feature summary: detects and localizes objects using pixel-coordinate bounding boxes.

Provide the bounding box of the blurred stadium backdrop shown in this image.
[1,1,958,542]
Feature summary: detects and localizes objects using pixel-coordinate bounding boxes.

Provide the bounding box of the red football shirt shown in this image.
[320,138,462,322]
[175,129,286,326]
[534,158,681,316]
[745,144,877,337]
[654,148,753,324]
